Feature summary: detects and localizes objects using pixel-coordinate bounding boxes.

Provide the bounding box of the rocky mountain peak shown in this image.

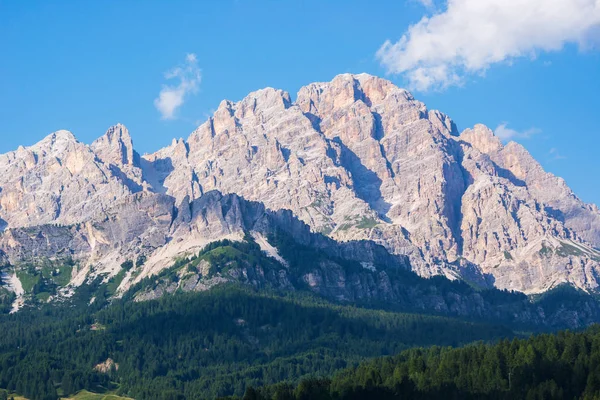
[296,73,417,117]
[0,124,143,229]
[30,129,78,154]
[51,129,77,142]
[236,87,292,119]
[91,123,137,167]
[460,124,503,154]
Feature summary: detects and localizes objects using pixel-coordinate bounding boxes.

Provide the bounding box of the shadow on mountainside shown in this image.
[140,156,174,194]
[332,138,392,220]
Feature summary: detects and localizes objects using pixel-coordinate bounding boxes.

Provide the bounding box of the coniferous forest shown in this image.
[240,326,600,400]
[1,282,600,399]
[0,284,513,400]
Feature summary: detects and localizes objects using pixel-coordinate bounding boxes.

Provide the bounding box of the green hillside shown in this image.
[0,285,511,400]
[245,325,600,400]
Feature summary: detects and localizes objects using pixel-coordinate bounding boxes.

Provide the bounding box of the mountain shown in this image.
[1,73,600,313]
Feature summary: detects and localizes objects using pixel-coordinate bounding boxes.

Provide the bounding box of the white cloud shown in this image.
[377,0,600,91]
[494,123,540,141]
[549,147,567,160]
[154,53,201,120]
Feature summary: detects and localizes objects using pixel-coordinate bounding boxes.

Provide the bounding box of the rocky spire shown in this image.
[91,123,136,167]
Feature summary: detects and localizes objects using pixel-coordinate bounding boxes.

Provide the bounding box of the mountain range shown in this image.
[1,73,600,314]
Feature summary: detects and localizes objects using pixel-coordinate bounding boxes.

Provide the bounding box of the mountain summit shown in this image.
[1,74,599,301]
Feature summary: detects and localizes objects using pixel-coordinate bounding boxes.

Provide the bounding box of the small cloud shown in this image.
[154,53,201,120]
[494,122,541,142]
[186,53,197,63]
[549,148,567,160]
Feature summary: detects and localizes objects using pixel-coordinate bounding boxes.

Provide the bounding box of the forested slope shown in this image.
[244,326,600,400]
[0,286,511,400]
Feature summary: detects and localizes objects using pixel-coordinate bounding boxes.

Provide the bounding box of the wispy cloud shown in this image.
[416,0,434,8]
[154,53,201,120]
[494,123,540,142]
[377,0,600,91]
[549,148,567,160]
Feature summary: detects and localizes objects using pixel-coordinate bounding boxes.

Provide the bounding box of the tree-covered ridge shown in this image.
[0,285,511,400]
[4,228,600,332]
[244,325,600,400]
[126,234,600,331]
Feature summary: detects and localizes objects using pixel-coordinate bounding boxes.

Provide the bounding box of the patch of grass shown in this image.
[557,242,586,257]
[105,269,128,297]
[0,389,28,400]
[503,250,513,260]
[42,264,73,287]
[64,390,133,400]
[35,292,51,303]
[337,223,353,231]
[201,246,246,261]
[16,259,74,297]
[356,216,378,230]
[199,246,247,277]
[319,226,333,236]
[336,216,379,231]
[539,244,553,257]
[16,268,42,293]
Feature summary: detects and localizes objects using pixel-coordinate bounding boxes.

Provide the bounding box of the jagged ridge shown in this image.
[1,74,600,298]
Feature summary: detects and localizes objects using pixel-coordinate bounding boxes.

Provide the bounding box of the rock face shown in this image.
[0,73,599,299]
[0,191,408,300]
[94,358,119,374]
[0,126,138,228]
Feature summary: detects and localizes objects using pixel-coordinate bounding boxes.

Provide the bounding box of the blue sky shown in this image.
[1,0,599,205]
